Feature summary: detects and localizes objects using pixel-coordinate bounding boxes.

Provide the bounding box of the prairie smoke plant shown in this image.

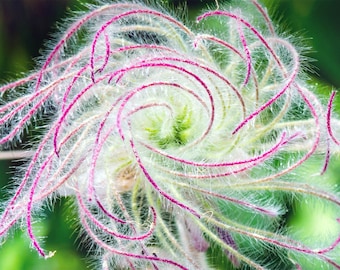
[1,0,340,269]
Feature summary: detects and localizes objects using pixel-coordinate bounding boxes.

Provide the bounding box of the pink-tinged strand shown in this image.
[87,97,165,227]
[2,115,97,232]
[0,80,65,145]
[92,43,189,80]
[321,258,340,270]
[120,88,208,131]
[196,16,293,126]
[24,120,95,256]
[0,36,100,97]
[5,153,85,245]
[226,86,321,187]
[87,91,128,201]
[0,213,21,236]
[194,34,260,101]
[90,8,193,79]
[89,104,173,220]
[61,54,113,111]
[326,91,340,145]
[0,96,25,116]
[291,182,340,206]
[95,200,128,224]
[96,30,111,75]
[183,184,279,217]
[238,84,322,185]
[10,117,98,255]
[159,136,306,179]
[294,85,321,160]
[196,10,284,72]
[116,81,209,141]
[111,191,157,261]
[130,139,200,218]
[110,44,182,58]
[159,158,262,179]
[1,74,37,93]
[317,235,340,256]
[87,114,131,223]
[0,72,72,128]
[125,103,173,120]
[141,131,287,168]
[316,218,340,254]
[1,3,334,266]
[320,138,331,175]
[139,56,246,117]
[37,122,96,198]
[215,219,340,268]
[35,3,145,92]
[260,236,340,268]
[110,54,246,151]
[61,64,91,111]
[53,75,109,155]
[26,154,54,257]
[79,211,189,270]
[112,62,215,144]
[116,82,179,140]
[0,126,56,227]
[231,82,290,134]
[0,69,60,94]
[231,40,299,134]
[194,34,243,58]
[153,133,301,179]
[77,186,156,241]
[251,0,275,35]
[236,18,252,86]
[40,156,86,201]
[0,89,50,125]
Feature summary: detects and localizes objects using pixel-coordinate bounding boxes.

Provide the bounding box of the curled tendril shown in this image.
[1,1,340,269]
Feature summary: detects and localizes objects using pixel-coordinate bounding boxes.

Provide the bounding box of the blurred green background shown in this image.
[0,0,339,269]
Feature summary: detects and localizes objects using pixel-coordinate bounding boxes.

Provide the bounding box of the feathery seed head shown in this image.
[1,1,340,269]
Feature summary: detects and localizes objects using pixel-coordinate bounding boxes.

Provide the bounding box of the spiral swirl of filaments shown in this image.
[1,1,340,269]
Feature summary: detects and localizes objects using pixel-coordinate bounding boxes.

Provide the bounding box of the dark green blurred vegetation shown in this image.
[0,1,339,269]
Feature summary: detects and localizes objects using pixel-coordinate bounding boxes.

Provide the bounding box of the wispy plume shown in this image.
[1,0,340,269]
